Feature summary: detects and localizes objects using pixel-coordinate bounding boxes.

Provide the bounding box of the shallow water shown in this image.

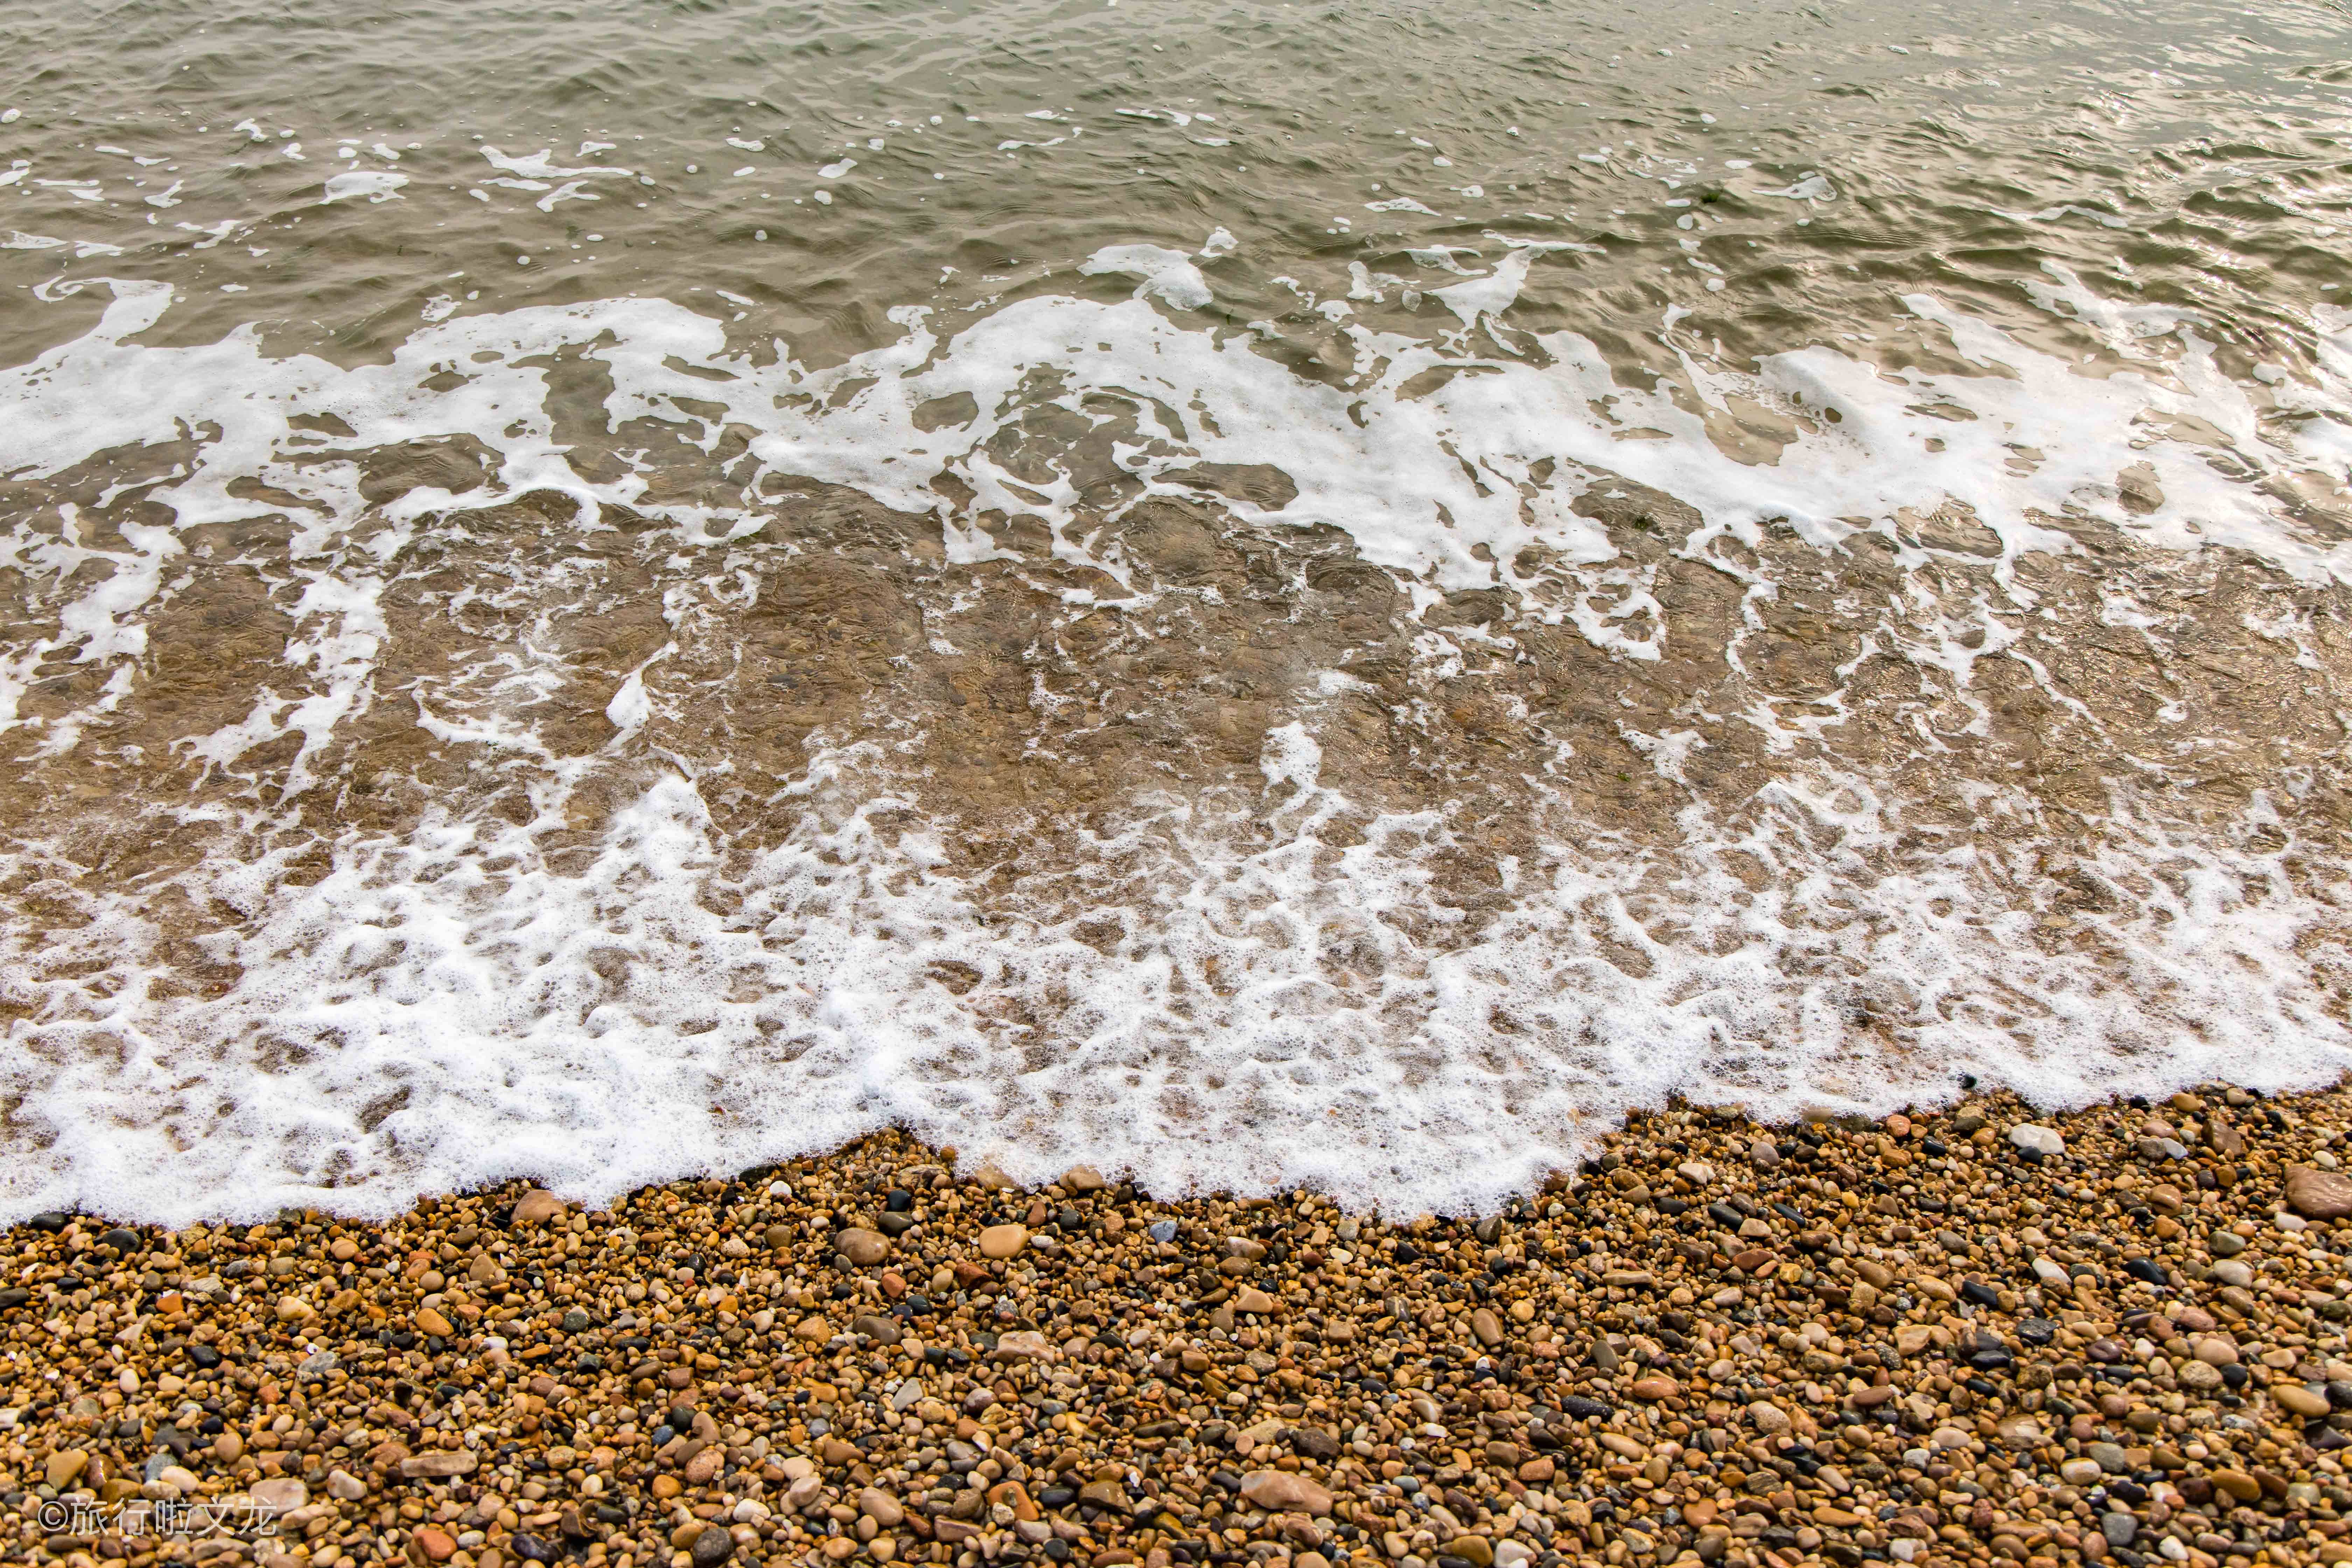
[5,0,2352,1222]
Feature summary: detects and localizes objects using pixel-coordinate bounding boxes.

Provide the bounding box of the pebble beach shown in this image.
[12,9,2352,1568]
[7,1085,2352,1568]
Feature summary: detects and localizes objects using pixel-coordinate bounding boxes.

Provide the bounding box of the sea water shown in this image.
[3,0,2351,1222]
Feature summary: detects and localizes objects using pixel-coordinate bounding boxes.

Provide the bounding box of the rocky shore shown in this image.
[6,1083,2352,1568]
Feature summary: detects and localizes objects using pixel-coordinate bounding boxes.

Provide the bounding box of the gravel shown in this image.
[4,1084,2352,1568]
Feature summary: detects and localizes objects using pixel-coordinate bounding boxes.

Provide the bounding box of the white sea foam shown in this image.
[18,256,2342,593]
[320,170,407,205]
[4,259,2352,1223]
[1078,242,1214,309]
[7,731,2346,1228]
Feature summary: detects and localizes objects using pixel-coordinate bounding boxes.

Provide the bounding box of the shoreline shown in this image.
[2,1084,2350,1568]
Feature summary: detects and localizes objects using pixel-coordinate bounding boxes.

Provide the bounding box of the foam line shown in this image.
[4,263,2352,1222]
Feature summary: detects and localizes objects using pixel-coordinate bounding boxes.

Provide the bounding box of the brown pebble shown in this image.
[2213,1469,2261,1502]
[2274,1384,2330,1418]
[1239,1471,1331,1515]
[2287,1163,2352,1218]
[510,1189,566,1225]
[834,1226,890,1265]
